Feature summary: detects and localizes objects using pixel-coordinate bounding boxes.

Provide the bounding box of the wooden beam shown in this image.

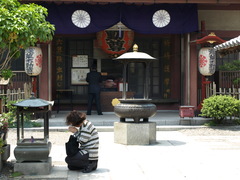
[188,0,219,3]
[22,0,240,3]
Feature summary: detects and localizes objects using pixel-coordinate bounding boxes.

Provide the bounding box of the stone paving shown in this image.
[4,111,240,179]
[47,110,210,126]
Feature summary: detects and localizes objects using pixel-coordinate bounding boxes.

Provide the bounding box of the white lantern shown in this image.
[198,47,216,76]
[25,47,43,76]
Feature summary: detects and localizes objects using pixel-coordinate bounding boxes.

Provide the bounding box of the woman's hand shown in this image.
[68,126,78,133]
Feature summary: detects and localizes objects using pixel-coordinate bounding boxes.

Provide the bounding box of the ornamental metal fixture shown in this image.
[72,10,91,28]
[152,10,171,28]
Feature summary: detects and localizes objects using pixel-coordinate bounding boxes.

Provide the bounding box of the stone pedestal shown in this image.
[114,122,156,145]
[14,157,52,175]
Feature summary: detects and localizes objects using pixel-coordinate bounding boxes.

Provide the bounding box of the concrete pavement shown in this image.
[45,110,211,129]
[7,111,240,180]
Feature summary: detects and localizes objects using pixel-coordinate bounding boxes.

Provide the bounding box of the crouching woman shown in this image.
[65,110,99,173]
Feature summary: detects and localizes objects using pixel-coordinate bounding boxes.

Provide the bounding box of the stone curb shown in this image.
[10,125,207,132]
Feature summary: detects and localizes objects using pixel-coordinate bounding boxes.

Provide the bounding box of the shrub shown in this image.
[4,100,41,128]
[0,138,4,154]
[4,100,18,128]
[200,95,240,124]
[219,60,240,71]
[0,69,14,80]
[233,78,240,86]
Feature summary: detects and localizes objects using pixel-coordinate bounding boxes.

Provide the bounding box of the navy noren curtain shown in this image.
[42,3,198,34]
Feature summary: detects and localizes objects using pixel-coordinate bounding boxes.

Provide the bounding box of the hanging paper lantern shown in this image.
[198,47,216,76]
[25,47,43,76]
[97,30,134,56]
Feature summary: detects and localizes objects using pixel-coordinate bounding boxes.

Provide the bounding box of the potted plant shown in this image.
[0,113,10,170]
[0,0,55,70]
[0,69,14,80]
[0,69,14,85]
[0,138,4,170]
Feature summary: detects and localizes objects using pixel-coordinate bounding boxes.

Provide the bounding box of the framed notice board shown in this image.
[71,68,90,85]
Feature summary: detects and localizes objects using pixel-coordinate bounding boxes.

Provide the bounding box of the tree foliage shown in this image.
[219,60,240,71]
[0,0,55,70]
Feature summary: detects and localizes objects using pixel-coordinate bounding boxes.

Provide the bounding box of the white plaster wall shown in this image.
[198,10,240,31]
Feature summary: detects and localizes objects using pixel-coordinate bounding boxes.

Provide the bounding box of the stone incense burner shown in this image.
[113,44,157,123]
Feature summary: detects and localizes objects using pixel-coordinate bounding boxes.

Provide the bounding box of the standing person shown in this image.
[86,66,103,115]
[65,111,99,173]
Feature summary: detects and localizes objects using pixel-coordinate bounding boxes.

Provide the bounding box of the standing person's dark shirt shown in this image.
[86,68,103,115]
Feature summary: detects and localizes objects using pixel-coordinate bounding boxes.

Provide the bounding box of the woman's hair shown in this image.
[66,110,86,126]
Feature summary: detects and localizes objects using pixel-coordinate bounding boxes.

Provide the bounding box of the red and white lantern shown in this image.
[25,47,43,76]
[97,30,134,56]
[198,47,216,76]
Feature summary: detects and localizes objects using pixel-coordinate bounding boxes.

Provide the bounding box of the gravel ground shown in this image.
[1,126,240,179]
[179,125,240,136]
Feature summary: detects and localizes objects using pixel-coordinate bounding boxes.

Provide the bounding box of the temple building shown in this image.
[19,0,240,112]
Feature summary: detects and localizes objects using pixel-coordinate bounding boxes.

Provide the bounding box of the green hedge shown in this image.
[201,95,240,124]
